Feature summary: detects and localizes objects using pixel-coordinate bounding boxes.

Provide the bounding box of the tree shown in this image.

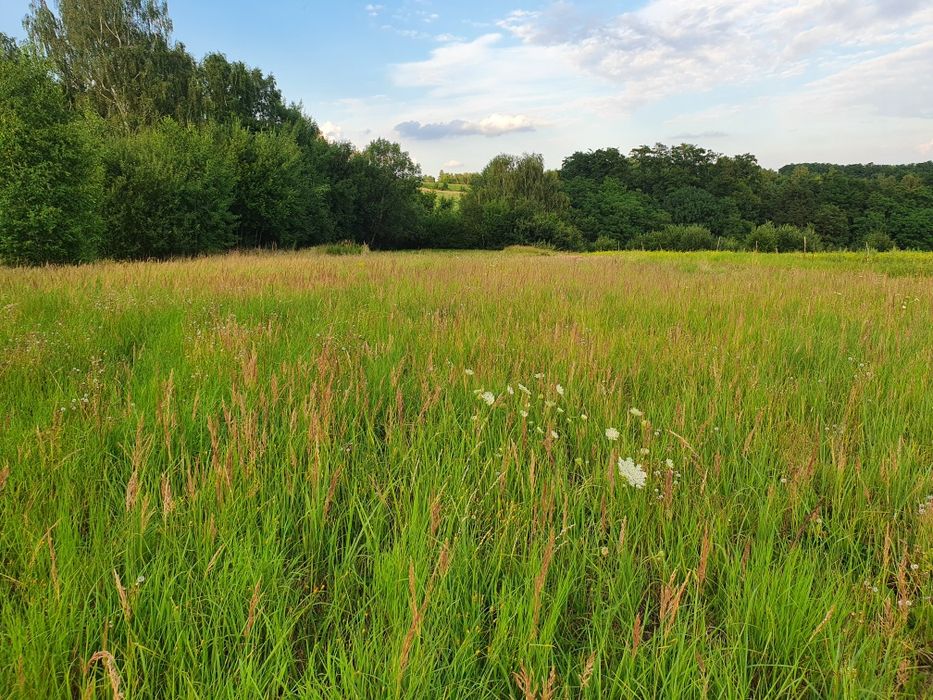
[0,51,103,265]
[100,118,237,258]
[195,53,290,129]
[462,153,579,248]
[25,0,196,129]
[351,139,423,248]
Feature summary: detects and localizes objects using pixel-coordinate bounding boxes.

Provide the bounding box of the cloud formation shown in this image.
[395,113,537,140]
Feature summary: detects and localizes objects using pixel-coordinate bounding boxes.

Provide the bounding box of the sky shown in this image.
[3,0,932,175]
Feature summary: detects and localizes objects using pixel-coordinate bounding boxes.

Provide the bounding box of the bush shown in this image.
[101,119,237,259]
[421,197,475,249]
[0,53,103,265]
[516,212,586,251]
[746,222,822,252]
[628,224,716,251]
[863,231,894,252]
[224,124,323,249]
[593,235,620,251]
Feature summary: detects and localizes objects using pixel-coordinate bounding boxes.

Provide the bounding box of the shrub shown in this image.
[628,224,716,251]
[746,222,822,252]
[101,119,237,259]
[863,231,894,252]
[516,212,586,251]
[0,53,103,265]
[593,235,620,251]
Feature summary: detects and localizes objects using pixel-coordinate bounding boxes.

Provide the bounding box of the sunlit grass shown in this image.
[1,250,931,698]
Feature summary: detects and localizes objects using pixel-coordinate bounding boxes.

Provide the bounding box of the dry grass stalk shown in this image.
[160,473,174,520]
[87,651,123,700]
[47,532,60,601]
[243,578,261,638]
[512,665,557,700]
[659,572,688,633]
[531,529,556,640]
[580,652,596,689]
[808,604,835,643]
[113,570,131,622]
[632,612,643,657]
[697,527,712,593]
[125,468,139,512]
[322,463,345,522]
[399,541,451,678]
[0,462,10,492]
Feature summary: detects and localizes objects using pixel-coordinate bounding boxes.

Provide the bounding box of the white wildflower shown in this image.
[507,385,514,395]
[617,457,647,489]
[518,383,531,395]
[556,384,564,396]
[520,411,529,418]
[464,369,474,376]
[581,414,588,421]
[534,373,544,379]
[665,458,674,469]
[479,391,495,406]
[605,427,620,441]
[550,430,559,439]
[629,407,643,417]
[639,448,649,456]
[545,400,556,408]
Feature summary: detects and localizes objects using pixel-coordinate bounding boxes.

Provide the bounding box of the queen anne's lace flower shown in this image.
[618,457,647,489]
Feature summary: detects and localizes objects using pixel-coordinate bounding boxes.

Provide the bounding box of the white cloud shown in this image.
[364,4,383,18]
[395,113,538,139]
[319,121,344,142]
[442,160,464,169]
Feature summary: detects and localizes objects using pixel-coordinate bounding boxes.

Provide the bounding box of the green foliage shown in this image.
[863,231,894,252]
[746,222,822,252]
[350,138,423,248]
[0,52,102,265]
[628,224,717,251]
[100,118,236,259]
[223,124,325,249]
[25,0,195,129]
[564,177,669,247]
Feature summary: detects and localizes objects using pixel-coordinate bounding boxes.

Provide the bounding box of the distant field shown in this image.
[1,250,931,697]
[420,186,466,199]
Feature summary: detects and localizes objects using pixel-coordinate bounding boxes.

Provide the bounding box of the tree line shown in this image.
[2,1,932,266]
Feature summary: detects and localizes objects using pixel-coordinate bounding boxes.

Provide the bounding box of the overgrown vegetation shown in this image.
[2,3,933,264]
[1,250,931,697]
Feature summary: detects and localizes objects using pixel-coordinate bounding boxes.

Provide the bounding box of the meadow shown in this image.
[0,249,931,698]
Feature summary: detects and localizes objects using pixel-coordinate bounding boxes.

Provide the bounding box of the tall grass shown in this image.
[0,250,931,698]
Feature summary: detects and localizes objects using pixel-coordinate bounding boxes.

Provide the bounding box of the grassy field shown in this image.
[1,250,931,698]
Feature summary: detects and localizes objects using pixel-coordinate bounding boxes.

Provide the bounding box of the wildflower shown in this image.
[507,385,515,395]
[534,373,544,379]
[520,411,529,418]
[629,407,643,417]
[665,458,674,469]
[618,457,647,489]
[545,400,556,408]
[556,384,564,396]
[600,546,609,557]
[605,427,620,441]
[479,391,495,406]
[639,448,649,456]
[581,414,588,421]
[465,369,474,376]
[550,431,559,439]
[135,575,145,586]
[518,384,531,395]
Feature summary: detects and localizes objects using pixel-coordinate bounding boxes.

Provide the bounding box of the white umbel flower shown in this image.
[479,391,495,406]
[605,427,620,441]
[618,457,647,489]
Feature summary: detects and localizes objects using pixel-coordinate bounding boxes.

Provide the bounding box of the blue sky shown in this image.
[3,1,932,174]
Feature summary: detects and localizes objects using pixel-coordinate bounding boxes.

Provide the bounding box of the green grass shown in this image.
[1,250,931,698]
